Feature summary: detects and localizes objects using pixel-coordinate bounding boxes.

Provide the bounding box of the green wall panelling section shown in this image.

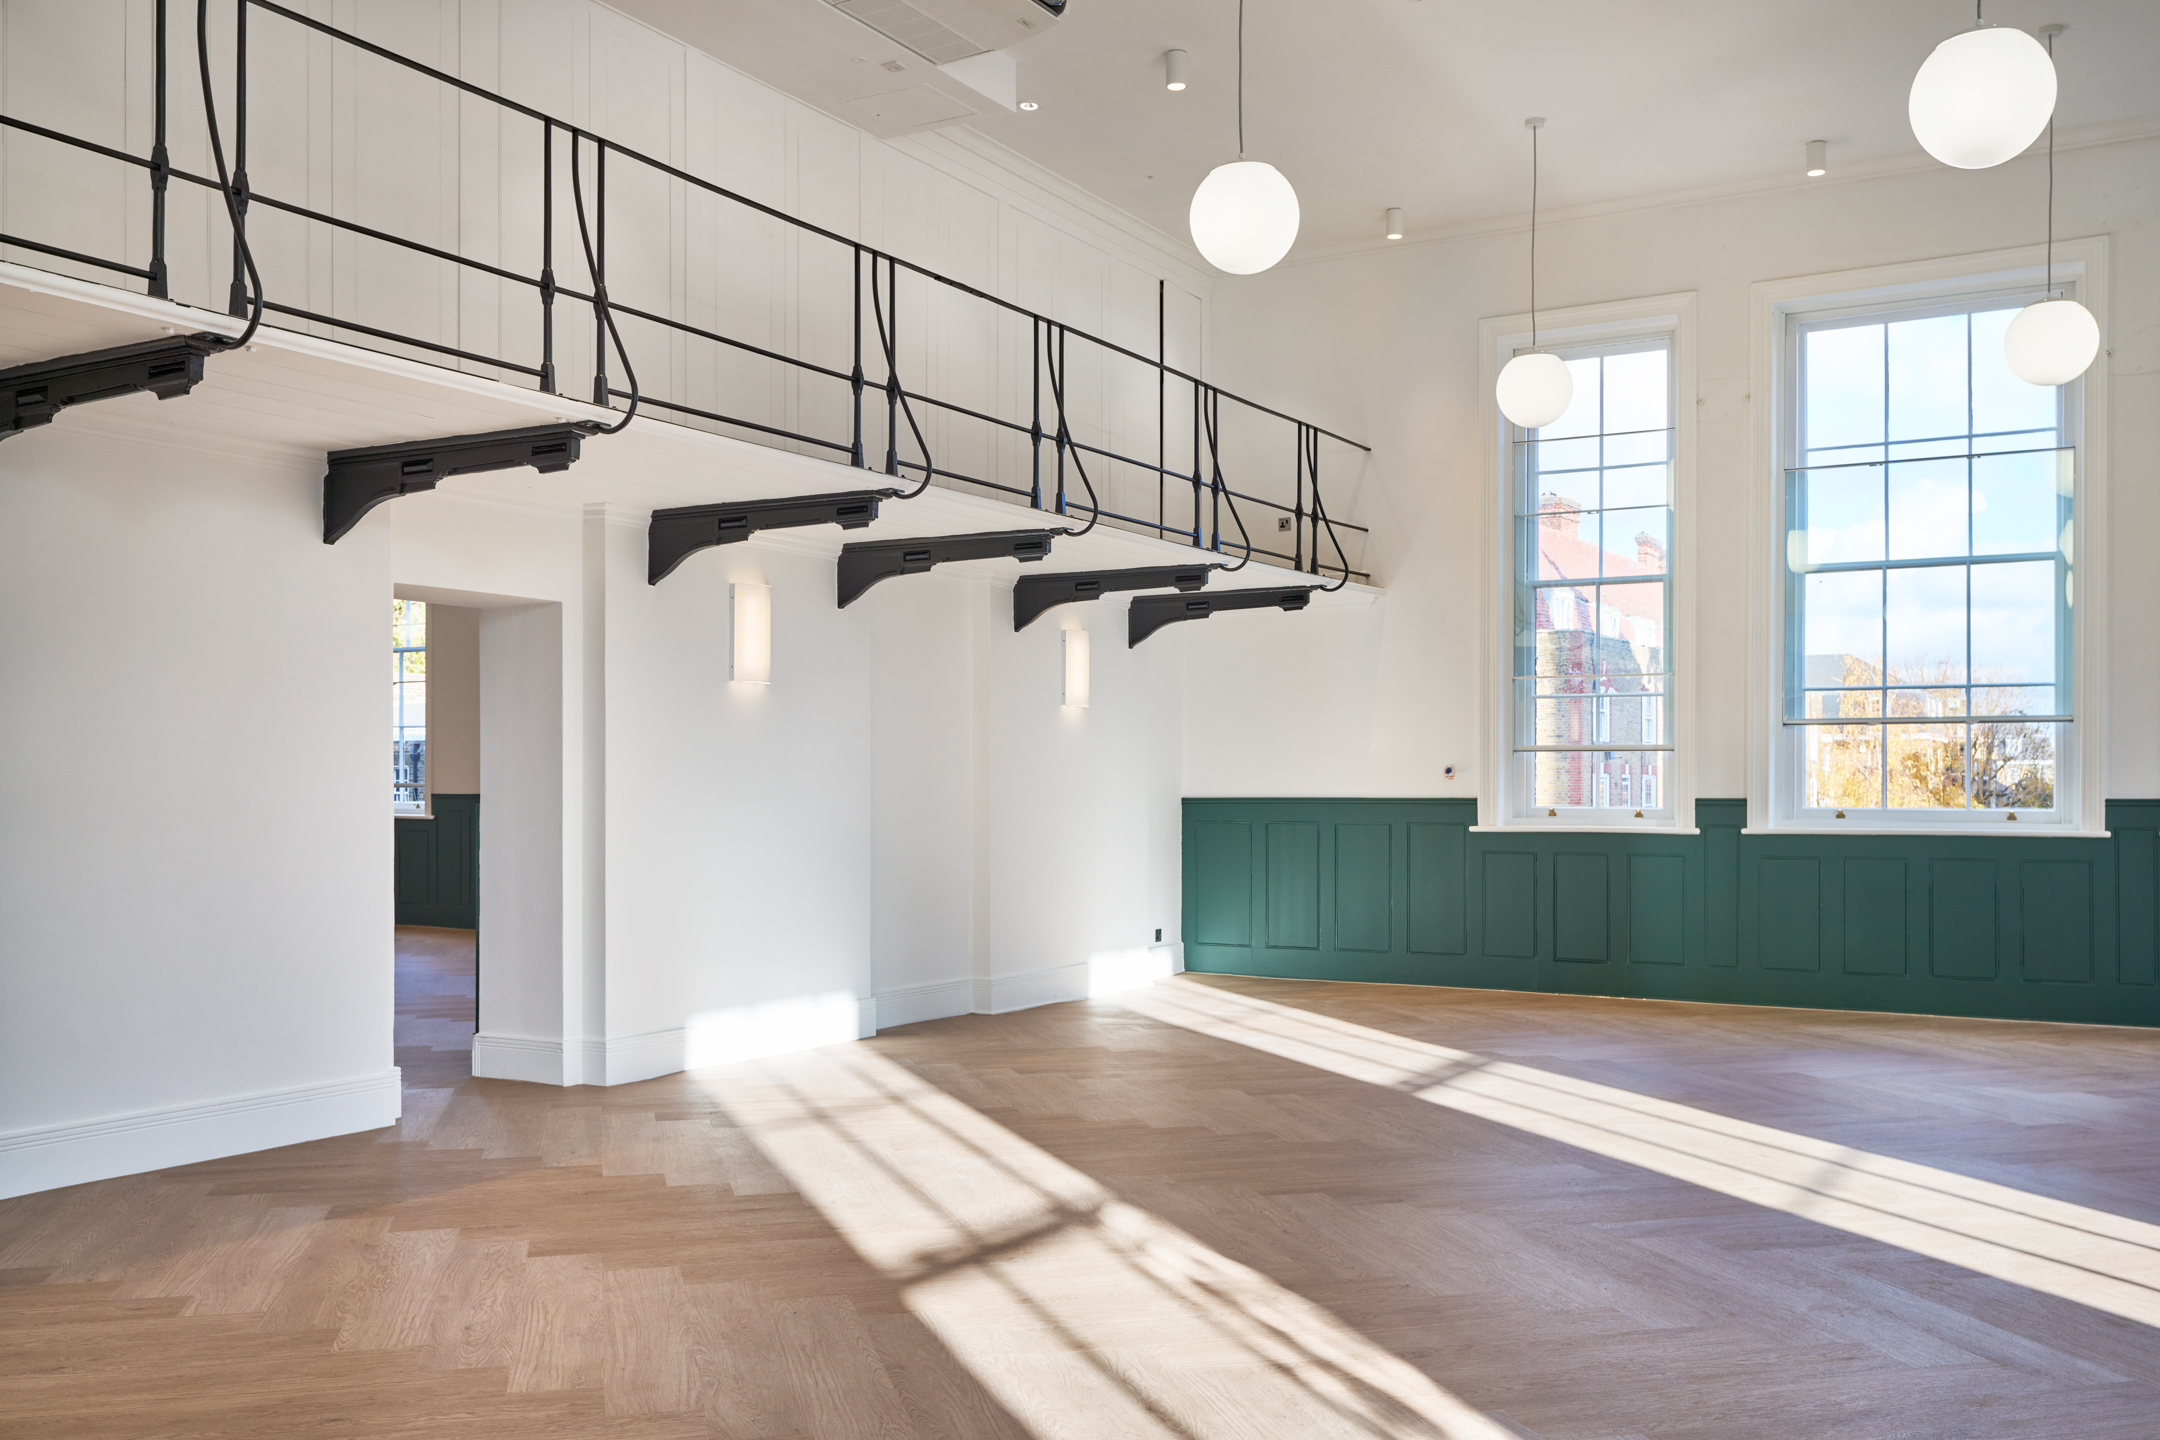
[394,793,478,929]
[1183,798,2160,1027]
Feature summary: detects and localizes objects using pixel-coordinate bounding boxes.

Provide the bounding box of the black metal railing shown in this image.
[0,0,1370,582]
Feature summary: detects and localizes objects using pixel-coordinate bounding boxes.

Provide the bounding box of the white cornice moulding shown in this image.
[0,1070,401,1200]
[1285,115,2160,269]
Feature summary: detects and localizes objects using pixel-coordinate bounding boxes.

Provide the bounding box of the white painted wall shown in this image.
[1189,135,2160,809]
[0,426,399,1198]
[424,602,481,794]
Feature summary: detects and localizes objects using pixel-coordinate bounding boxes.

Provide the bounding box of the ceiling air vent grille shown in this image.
[831,0,984,65]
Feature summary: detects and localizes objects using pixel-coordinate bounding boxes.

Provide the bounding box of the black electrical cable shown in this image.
[1200,387,1253,571]
[196,0,262,348]
[870,257,933,501]
[568,134,639,434]
[1236,0,1245,159]
[1043,329,1101,538]
[1306,427,1349,592]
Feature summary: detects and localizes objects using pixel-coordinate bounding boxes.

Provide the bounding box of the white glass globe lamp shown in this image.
[1908,26,2057,169]
[1497,352,1573,430]
[1188,160,1300,275]
[2003,298,2099,386]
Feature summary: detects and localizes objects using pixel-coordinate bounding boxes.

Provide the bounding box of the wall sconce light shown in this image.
[1062,627,1090,707]
[730,581,771,684]
[1385,207,1404,240]
[1164,49,1188,90]
[1805,139,1828,177]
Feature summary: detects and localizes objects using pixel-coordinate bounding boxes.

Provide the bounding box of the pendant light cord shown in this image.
[2044,27,2055,298]
[1236,0,1245,159]
[1529,121,1540,350]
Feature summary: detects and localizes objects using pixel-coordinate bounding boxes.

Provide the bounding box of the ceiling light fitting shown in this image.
[2004,25,2097,387]
[1164,48,1188,90]
[1019,100,1038,110]
[1495,117,1573,431]
[1385,207,1404,240]
[1908,3,2056,169]
[1805,140,1828,177]
[1187,0,1299,274]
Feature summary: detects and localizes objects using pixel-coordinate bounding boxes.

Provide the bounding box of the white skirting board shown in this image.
[471,947,1186,1089]
[0,1070,403,1201]
[475,996,882,1088]
[876,942,1187,1031]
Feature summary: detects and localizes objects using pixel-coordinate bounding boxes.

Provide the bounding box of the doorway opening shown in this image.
[390,596,482,1084]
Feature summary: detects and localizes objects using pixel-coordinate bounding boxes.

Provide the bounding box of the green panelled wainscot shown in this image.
[1183,798,2160,1027]
[394,794,478,929]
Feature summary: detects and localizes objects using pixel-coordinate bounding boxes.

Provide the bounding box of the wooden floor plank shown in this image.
[3,929,2158,1437]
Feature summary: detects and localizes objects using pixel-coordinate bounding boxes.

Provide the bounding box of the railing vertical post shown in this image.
[1293,422,1306,571]
[538,121,556,393]
[884,257,899,477]
[1029,316,1042,509]
[850,245,864,468]
[591,141,609,406]
[1191,377,1203,548]
[226,0,250,317]
[1055,327,1069,519]
[1208,391,1222,555]
[1156,279,1166,539]
[147,0,169,299]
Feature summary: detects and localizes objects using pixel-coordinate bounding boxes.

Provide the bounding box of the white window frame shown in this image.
[1748,241,2110,836]
[393,599,429,817]
[1478,293,1698,833]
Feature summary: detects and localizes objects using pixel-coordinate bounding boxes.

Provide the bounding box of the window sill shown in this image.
[1471,824,1700,836]
[1743,825,2108,840]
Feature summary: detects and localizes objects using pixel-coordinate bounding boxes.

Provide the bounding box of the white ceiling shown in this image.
[628,0,2160,258]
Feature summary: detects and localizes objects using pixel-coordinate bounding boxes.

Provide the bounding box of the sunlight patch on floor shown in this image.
[697,1045,1515,1440]
[1121,978,2160,1330]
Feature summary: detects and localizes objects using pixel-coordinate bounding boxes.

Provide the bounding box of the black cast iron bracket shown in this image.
[1128,585,1322,647]
[648,489,899,584]
[1012,563,1226,631]
[0,333,225,442]
[838,528,1060,608]
[323,422,600,544]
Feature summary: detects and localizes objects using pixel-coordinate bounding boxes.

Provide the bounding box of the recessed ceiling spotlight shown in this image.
[1805,139,1827,177]
[1019,100,1039,111]
[1165,49,1189,90]
[1385,207,1404,240]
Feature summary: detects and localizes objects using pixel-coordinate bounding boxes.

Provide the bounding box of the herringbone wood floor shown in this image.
[3,928,2157,1438]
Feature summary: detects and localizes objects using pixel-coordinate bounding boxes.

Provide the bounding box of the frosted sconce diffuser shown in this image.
[1062,628,1090,707]
[730,582,771,684]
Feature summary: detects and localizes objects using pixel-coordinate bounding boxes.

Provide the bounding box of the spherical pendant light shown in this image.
[1495,117,1573,431]
[1186,0,1299,276]
[1189,160,1300,274]
[1909,25,2056,169]
[2004,298,2098,386]
[2001,27,2097,388]
[1497,351,1574,430]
